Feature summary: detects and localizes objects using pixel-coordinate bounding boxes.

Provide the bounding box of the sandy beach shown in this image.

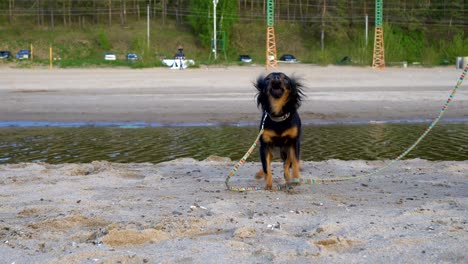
[0,159,467,263]
[0,65,467,263]
[0,64,467,124]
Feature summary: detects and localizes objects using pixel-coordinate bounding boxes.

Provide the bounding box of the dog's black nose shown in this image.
[271,72,281,80]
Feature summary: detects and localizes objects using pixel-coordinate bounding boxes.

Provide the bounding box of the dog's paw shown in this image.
[255,170,265,179]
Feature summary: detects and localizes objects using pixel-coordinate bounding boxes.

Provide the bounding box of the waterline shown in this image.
[1,117,468,128]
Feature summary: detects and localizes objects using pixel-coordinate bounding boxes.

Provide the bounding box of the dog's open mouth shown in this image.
[269,81,285,98]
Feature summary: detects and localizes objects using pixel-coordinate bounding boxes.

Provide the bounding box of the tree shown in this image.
[188,0,238,49]
[187,1,212,46]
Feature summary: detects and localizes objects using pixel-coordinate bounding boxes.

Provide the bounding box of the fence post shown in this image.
[50,46,53,70]
[30,43,34,63]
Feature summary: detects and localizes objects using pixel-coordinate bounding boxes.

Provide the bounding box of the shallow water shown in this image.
[0,123,467,164]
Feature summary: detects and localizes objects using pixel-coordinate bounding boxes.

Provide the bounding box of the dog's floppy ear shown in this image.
[287,76,305,110]
[255,75,269,111]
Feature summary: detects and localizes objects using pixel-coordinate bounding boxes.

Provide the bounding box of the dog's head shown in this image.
[255,72,304,115]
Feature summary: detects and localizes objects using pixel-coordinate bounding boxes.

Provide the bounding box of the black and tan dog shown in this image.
[255,72,305,190]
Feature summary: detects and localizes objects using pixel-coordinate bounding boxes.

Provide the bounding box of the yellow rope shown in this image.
[226,65,468,192]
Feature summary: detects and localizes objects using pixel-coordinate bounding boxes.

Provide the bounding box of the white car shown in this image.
[239,55,252,63]
[161,59,195,69]
[104,52,117,61]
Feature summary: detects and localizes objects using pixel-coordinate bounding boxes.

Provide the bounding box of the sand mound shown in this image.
[102,229,170,247]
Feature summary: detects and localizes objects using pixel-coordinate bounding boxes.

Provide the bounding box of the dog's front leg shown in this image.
[256,141,267,180]
[282,147,292,182]
[257,142,274,189]
[290,143,301,180]
[257,130,277,190]
[264,146,274,189]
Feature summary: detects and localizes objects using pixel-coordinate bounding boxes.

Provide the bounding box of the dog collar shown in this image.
[268,112,290,122]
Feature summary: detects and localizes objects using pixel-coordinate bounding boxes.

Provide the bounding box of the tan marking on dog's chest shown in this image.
[262,127,298,143]
[281,126,298,138]
[269,90,290,115]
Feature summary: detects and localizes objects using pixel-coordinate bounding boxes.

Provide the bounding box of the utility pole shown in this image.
[265,0,278,71]
[364,1,368,46]
[372,0,385,70]
[147,3,150,49]
[365,14,368,46]
[213,0,218,60]
[321,0,326,51]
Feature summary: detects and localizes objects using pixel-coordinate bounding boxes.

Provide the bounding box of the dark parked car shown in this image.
[126,53,138,61]
[239,55,252,63]
[339,56,352,65]
[16,49,31,60]
[279,54,298,63]
[0,51,12,59]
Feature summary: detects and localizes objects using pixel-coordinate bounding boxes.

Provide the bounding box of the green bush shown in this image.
[97,31,111,51]
[443,32,467,63]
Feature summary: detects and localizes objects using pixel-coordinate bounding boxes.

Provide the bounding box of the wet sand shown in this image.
[0,65,467,263]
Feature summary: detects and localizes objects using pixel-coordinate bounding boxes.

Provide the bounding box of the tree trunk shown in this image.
[136,0,140,21]
[263,0,265,17]
[120,0,124,26]
[51,8,54,29]
[276,0,280,22]
[41,0,44,26]
[299,0,303,22]
[250,0,254,19]
[68,0,72,26]
[94,0,98,24]
[293,0,297,21]
[109,0,112,26]
[123,0,127,25]
[175,0,180,24]
[36,0,45,27]
[9,0,14,24]
[36,0,40,26]
[162,0,167,25]
[63,1,66,26]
